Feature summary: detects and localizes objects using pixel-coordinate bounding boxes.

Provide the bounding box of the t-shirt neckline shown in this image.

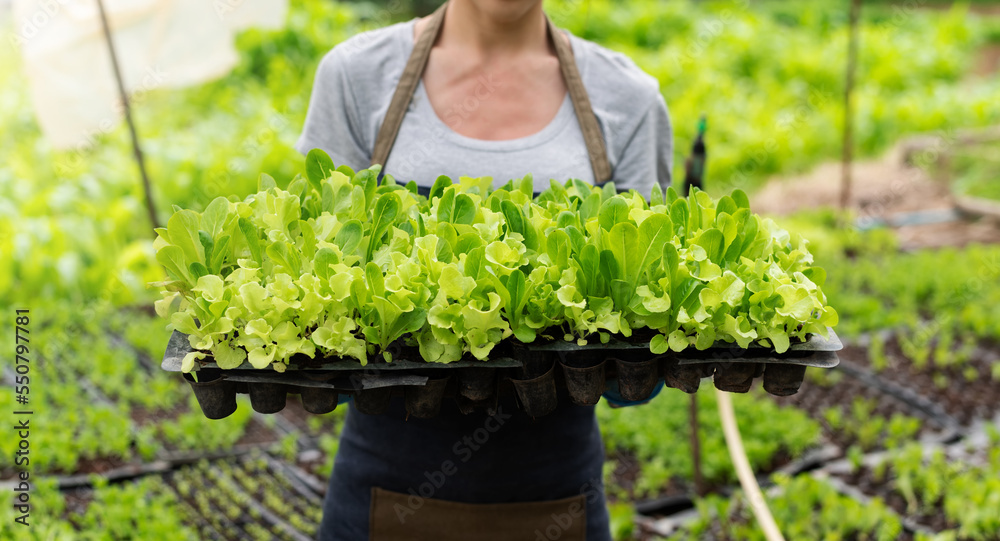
[395,17,580,152]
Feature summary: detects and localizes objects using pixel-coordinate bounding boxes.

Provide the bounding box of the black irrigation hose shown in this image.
[0,444,276,491]
[834,358,963,439]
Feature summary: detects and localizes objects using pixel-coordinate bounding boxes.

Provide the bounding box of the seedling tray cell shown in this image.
[162,328,841,372]
[162,328,842,419]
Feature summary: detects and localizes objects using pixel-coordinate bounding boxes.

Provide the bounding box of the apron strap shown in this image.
[370,2,612,185]
[545,15,612,184]
[370,2,447,170]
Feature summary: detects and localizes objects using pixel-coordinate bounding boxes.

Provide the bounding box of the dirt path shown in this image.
[750,141,1000,250]
[973,43,1000,78]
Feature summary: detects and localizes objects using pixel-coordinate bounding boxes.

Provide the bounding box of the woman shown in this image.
[296,1,673,539]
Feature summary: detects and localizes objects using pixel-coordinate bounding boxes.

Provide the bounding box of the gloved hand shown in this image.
[602,378,665,408]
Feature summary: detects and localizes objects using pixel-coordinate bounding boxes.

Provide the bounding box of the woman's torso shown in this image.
[303,16,669,540]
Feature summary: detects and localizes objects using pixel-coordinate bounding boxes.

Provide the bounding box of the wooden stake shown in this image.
[689,392,704,496]
[95,0,161,231]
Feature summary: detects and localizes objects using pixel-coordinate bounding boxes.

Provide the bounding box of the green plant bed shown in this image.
[834,442,1000,539]
[599,389,822,499]
[948,139,1000,219]
[669,474,909,541]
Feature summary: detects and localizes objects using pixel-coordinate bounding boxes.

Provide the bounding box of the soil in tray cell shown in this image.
[847,338,1000,425]
[766,368,939,451]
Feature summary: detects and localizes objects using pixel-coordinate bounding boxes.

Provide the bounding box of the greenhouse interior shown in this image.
[2,0,1000,540]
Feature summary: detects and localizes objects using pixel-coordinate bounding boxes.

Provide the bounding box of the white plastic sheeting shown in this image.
[11,0,287,150]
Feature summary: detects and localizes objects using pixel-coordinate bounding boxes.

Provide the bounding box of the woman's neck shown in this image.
[437,0,549,57]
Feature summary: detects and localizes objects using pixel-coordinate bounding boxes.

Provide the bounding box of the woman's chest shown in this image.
[382,81,594,191]
[422,52,567,141]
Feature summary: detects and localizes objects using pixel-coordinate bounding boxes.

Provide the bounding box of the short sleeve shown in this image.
[295,50,370,170]
[609,95,673,196]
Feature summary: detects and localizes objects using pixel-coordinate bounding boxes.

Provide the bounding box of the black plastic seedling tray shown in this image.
[162,328,842,419]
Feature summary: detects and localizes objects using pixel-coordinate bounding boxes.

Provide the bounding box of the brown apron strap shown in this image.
[369,1,448,170]
[370,2,613,185]
[545,15,612,184]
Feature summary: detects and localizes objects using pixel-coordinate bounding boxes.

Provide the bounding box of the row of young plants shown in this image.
[548,0,1000,191]
[776,210,1000,382]
[845,442,1000,539]
[597,386,822,500]
[166,456,323,541]
[5,0,999,315]
[823,240,1000,347]
[0,476,198,541]
[668,473,911,541]
[0,302,255,475]
[154,151,837,371]
[823,396,922,453]
[947,140,1000,203]
[773,365,933,455]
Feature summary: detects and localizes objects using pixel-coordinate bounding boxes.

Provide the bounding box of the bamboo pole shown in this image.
[716,388,785,541]
[840,0,862,210]
[689,393,705,496]
[95,0,161,231]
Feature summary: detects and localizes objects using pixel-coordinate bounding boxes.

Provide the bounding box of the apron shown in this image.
[319,4,614,540]
[320,394,609,541]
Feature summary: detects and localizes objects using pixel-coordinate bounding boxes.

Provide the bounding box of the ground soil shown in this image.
[50,455,134,478]
[751,143,1000,250]
[845,338,1000,425]
[767,365,941,450]
[61,488,97,529]
[973,43,1000,77]
[130,402,189,427]
[605,448,696,506]
[233,417,283,447]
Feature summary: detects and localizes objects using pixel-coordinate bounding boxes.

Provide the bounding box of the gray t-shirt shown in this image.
[296,18,673,195]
